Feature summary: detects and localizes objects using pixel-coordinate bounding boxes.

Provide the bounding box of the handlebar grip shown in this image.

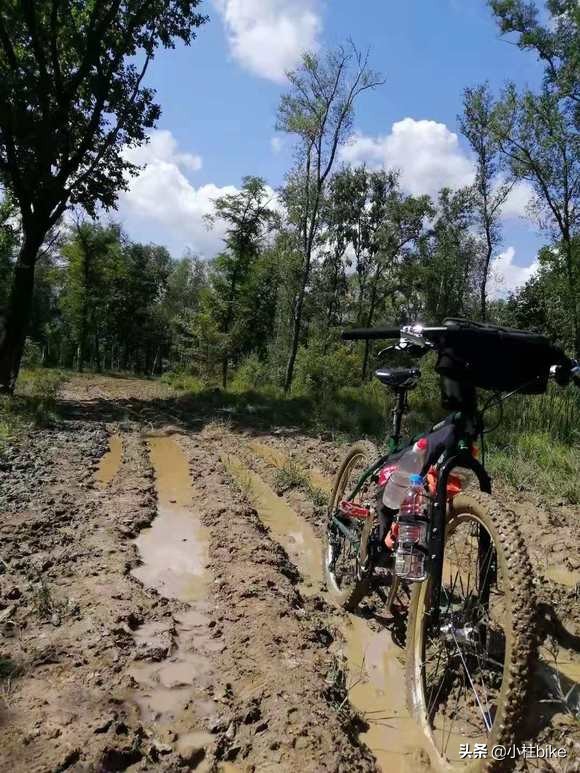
[341,327,401,341]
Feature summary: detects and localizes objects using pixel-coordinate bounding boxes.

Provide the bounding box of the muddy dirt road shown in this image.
[0,374,578,772]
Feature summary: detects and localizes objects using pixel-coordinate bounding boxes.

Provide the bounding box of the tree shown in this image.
[489,0,580,354]
[502,241,579,352]
[490,0,579,116]
[459,84,513,319]
[205,176,278,387]
[494,86,579,354]
[60,221,122,372]
[420,188,482,323]
[339,169,431,377]
[0,193,18,310]
[0,0,207,391]
[277,44,383,391]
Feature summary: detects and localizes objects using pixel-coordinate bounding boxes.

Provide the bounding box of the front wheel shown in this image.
[406,492,537,771]
[323,440,378,611]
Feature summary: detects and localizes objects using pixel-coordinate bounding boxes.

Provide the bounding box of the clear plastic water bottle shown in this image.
[382,438,428,509]
[395,473,429,582]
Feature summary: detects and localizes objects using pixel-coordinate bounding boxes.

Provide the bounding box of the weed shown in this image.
[31,580,75,624]
[0,657,22,710]
[273,459,308,493]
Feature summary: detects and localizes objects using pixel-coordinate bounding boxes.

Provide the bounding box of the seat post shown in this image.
[390,388,408,450]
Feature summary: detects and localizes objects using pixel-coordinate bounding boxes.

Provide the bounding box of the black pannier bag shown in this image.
[435,319,567,394]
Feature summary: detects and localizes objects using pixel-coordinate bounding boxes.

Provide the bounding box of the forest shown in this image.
[0,2,577,496]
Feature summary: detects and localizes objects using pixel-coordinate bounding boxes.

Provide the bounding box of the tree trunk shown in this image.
[361,265,381,380]
[480,232,493,322]
[95,332,101,373]
[284,255,311,393]
[0,231,43,393]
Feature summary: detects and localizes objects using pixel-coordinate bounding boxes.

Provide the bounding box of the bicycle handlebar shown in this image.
[341,327,401,341]
[342,324,580,389]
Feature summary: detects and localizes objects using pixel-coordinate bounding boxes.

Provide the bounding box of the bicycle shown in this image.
[323,319,580,771]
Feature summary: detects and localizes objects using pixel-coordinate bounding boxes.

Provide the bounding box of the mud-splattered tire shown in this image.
[406,491,537,772]
[324,441,379,612]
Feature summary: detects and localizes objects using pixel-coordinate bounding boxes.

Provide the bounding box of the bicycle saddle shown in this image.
[375,366,420,390]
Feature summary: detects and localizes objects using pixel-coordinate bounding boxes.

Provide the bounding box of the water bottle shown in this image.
[382,438,428,509]
[395,474,429,582]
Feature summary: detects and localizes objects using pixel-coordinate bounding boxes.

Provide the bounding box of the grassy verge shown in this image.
[163,364,579,505]
[0,368,65,457]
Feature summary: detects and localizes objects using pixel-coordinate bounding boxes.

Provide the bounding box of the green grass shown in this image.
[0,367,65,456]
[169,356,579,504]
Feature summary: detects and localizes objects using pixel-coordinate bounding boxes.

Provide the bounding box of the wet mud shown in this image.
[224,437,429,771]
[96,433,123,486]
[0,374,578,772]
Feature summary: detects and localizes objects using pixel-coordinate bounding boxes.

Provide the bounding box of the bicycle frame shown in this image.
[332,407,493,626]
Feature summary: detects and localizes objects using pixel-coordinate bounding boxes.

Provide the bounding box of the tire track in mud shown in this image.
[178,427,377,772]
[219,430,431,773]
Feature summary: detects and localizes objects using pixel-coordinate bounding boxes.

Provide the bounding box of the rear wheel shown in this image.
[406,492,536,771]
[324,441,378,611]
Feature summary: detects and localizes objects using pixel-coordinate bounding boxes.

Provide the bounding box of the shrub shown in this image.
[231,354,272,392]
[21,339,43,369]
[17,368,63,425]
[293,341,361,404]
[160,371,205,393]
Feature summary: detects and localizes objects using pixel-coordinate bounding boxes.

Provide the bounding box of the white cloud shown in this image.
[213,0,321,82]
[501,180,535,219]
[340,118,539,229]
[340,118,475,197]
[118,130,236,256]
[117,130,279,257]
[126,130,202,172]
[488,246,538,298]
[270,136,283,154]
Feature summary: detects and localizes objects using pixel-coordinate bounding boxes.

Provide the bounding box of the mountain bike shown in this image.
[323,319,580,771]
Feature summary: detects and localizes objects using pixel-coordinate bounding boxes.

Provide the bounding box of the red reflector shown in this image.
[339,500,371,519]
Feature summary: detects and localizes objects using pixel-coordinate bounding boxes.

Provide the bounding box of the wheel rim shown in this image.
[411,513,510,767]
[326,451,372,596]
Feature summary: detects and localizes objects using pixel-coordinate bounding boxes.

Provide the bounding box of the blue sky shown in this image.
[116,0,548,295]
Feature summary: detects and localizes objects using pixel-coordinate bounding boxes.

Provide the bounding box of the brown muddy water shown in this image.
[129,435,217,740]
[96,433,123,486]
[132,436,208,601]
[222,453,323,592]
[223,451,428,772]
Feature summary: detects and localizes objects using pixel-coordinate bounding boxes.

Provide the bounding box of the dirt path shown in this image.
[0,374,578,772]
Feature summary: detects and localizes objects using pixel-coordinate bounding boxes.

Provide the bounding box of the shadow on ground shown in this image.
[57,381,387,440]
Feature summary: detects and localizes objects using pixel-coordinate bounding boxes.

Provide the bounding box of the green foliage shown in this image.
[159,371,205,393]
[0,1,207,219]
[0,367,64,457]
[230,354,272,392]
[488,433,579,504]
[0,193,18,307]
[292,340,361,403]
[273,459,308,492]
[16,368,63,425]
[20,339,43,369]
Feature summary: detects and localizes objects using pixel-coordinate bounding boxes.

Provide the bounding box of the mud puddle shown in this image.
[223,450,427,771]
[96,433,123,486]
[222,453,323,592]
[344,616,429,771]
[132,436,208,601]
[129,435,217,745]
